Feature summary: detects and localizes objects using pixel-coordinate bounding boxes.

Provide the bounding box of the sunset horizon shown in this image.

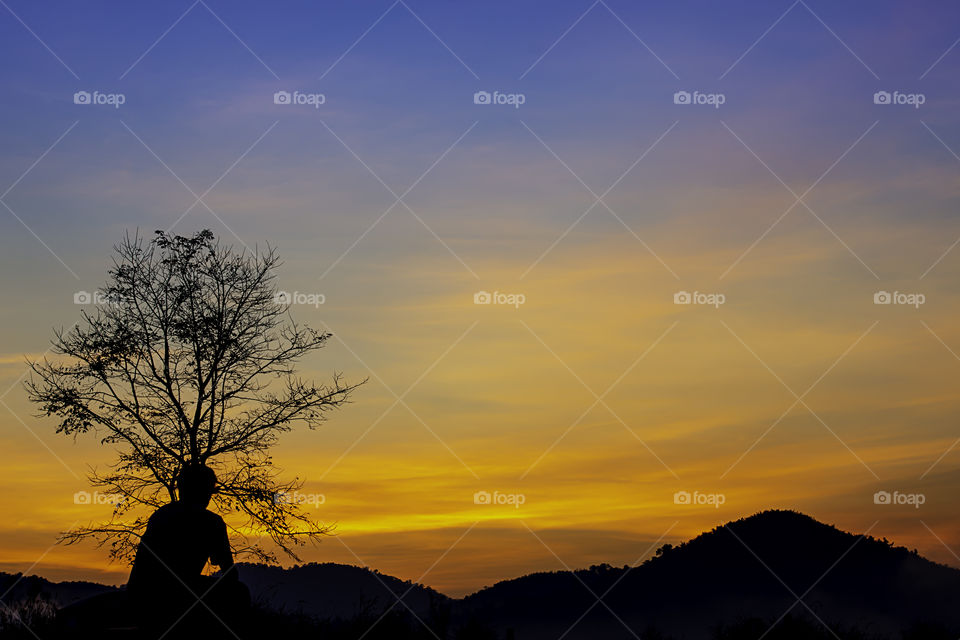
[2,4,960,636]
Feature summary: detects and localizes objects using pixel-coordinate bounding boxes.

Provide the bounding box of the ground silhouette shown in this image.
[2,510,957,639]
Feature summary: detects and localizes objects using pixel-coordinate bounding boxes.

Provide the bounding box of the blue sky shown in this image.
[2,1,959,263]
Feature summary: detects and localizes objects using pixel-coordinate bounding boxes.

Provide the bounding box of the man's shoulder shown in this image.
[148,502,180,522]
[201,508,227,528]
[148,502,223,527]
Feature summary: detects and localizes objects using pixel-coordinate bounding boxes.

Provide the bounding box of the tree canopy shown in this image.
[27,230,363,563]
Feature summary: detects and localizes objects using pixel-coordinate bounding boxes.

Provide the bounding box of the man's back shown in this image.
[128,501,231,595]
[126,466,250,637]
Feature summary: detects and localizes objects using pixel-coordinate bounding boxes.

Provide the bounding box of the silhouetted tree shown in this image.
[27,230,363,563]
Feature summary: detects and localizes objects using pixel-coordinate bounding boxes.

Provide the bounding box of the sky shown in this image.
[2,0,960,597]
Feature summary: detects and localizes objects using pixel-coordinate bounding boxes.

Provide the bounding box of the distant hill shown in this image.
[4,510,959,639]
[0,572,114,608]
[236,562,448,620]
[458,510,960,639]
[220,510,960,638]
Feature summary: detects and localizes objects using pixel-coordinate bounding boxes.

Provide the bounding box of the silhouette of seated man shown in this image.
[127,465,250,637]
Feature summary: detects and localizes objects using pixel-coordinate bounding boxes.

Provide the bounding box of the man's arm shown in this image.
[126,511,160,592]
[209,515,237,579]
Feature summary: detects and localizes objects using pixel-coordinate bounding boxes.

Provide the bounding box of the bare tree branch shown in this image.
[27,230,364,563]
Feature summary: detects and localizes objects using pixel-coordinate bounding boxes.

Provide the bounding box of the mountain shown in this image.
[5,510,959,639]
[226,510,960,638]
[0,572,115,608]
[457,510,960,639]
[236,562,448,620]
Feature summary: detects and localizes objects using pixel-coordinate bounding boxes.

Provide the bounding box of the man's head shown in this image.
[177,465,217,507]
